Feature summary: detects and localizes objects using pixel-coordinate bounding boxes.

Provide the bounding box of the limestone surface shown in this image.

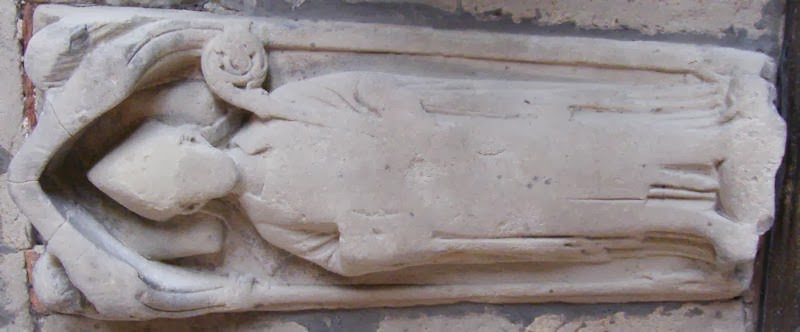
[8,5,785,320]
[0,253,33,332]
[0,0,32,330]
[217,0,782,54]
[36,301,746,331]
[0,0,29,252]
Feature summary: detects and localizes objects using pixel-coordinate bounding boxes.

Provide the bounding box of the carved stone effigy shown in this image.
[9,5,785,320]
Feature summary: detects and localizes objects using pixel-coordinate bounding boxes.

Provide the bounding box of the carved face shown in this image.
[88,121,239,221]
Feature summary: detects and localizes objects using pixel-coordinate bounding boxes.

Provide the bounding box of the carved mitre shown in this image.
[8,6,785,320]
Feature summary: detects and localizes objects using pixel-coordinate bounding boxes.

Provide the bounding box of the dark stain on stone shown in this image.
[0,147,10,175]
[684,307,704,317]
[0,277,11,328]
[0,245,14,255]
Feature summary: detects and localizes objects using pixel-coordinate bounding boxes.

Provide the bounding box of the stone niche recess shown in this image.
[8,5,785,320]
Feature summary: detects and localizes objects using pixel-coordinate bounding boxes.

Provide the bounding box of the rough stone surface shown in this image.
[524,302,744,332]
[460,0,778,38]
[0,0,30,251]
[0,1,33,330]
[34,0,204,8]
[377,312,523,331]
[343,0,781,40]
[346,0,459,11]
[37,301,745,331]
[0,0,23,153]
[39,314,313,331]
[211,0,783,55]
[0,158,27,253]
[0,253,33,332]
[24,1,784,54]
[35,0,786,46]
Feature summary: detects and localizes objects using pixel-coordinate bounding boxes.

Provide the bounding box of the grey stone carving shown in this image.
[8,5,785,320]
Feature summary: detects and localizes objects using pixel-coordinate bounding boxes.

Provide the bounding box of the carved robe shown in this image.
[229,71,744,276]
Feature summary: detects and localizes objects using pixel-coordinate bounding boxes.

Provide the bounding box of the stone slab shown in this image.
[0,0,778,330]
[12,4,784,320]
[0,252,33,332]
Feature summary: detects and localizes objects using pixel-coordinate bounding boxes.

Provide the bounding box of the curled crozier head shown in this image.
[88,121,238,222]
